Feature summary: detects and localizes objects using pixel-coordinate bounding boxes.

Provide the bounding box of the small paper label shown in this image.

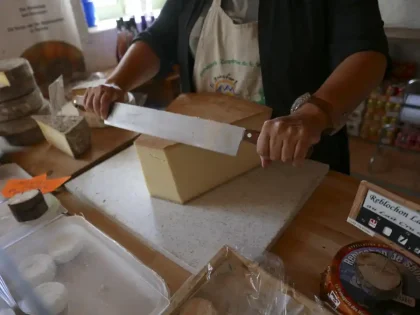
[0,71,10,87]
[394,293,416,308]
[48,75,66,115]
[347,218,376,237]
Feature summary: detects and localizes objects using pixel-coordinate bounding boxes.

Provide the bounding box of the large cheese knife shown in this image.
[74,96,260,156]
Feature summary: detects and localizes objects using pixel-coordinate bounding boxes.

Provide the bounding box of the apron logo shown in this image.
[210,73,238,96]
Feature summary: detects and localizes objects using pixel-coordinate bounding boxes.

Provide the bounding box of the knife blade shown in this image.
[73,96,260,156]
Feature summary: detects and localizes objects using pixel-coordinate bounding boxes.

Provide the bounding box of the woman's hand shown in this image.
[83,83,126,119]
[256,103,329,168]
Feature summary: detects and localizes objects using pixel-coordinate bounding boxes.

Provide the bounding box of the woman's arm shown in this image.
[257,0,389,166]
[84,0,182,118]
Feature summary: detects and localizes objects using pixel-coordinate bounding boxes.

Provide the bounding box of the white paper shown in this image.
[363,190,420,237]
[347,218,376,237]
[48,75,65,115]
[0,0,84,85]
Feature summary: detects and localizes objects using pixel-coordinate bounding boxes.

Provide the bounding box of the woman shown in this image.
[84,0,389,174]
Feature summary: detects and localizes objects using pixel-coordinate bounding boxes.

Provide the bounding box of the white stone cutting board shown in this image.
[66,146,329,273]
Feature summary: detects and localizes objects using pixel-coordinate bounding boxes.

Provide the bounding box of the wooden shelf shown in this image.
[385,27,420,40]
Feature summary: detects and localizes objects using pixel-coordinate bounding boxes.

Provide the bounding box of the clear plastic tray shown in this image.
[4,216,170,315]
[0,163,63,247]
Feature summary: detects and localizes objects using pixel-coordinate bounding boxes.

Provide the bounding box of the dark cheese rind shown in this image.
[0,88,44,122]
[0,58,36,103]
[7,190,48,222]
[0,101,50,145]
[3,125,44,146]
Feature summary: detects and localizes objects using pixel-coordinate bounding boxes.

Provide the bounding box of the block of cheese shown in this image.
[0,102,50,146]
[0,88,44,122]
[0,58,37,103]
[32,115,92,158]
[134,93,272,204]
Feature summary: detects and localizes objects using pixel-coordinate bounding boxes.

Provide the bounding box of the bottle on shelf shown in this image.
[128,17,139,37]
[140,15,148,31]
[82,0,97,27]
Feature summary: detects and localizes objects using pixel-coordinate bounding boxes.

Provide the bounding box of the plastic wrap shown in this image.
[164,246,333,315]
[0,248,52,315]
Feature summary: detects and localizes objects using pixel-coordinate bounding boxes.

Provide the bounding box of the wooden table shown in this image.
[5,127,138,179]
[57,171,370,298]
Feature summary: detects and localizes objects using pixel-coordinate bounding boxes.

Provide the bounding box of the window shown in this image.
[93,0,165,21]
[93,0,125,21]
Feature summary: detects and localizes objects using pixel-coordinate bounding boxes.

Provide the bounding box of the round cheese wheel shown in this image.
[0,101,49,146]
[7,189,48,222]
[18,254,56,287]
[0,58,36,103]
[180,298,218,315]
[0,309,15,315]
[0,88,44,122]
[20,282,68,315]
[0,101,50,136]
[48,232,84,264]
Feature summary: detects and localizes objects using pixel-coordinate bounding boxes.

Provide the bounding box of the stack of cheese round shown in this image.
[0,58,49,146]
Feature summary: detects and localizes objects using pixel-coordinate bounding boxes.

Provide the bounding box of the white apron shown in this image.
[193,0,265,104]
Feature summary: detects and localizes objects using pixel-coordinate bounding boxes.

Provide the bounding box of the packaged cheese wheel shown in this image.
[0,88,44,122]
[20,282,68,315]
[355,252,402,299]
[18,254,56,287]
[321,241,420,315]
[48,231,84,264]
[0,58,36,103]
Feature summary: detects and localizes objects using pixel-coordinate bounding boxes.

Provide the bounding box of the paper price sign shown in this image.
[348,181,420,265]
[1,174,70,198]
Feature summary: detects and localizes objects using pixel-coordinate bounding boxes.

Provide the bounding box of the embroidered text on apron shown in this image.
[193,0,265,104]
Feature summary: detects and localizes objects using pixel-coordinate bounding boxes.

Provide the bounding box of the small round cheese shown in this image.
[18,254,56,287]
[20,282,68,315]
[48,232,83,264]
[0,309,15,315]
[180,298,218,315]
[8,190,39,205]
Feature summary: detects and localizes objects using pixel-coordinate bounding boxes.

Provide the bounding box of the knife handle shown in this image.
[243,129,260,145]
[243,129,314,158]
[73,95,85,111]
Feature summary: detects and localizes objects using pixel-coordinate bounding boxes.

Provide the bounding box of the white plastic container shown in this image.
[4,216,169,315]
[1,163,170,314]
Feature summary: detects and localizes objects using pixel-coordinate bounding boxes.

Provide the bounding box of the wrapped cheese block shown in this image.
[0,102,50,146]
[134,93,272,204]
[32,115,91,158]
[0,88,44,122]
[0,58,37,103]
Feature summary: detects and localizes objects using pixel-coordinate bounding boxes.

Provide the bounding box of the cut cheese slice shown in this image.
[32,115,92,158]
[0,88,44,122]
[0,58,36,103]
[134,93,272,204]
